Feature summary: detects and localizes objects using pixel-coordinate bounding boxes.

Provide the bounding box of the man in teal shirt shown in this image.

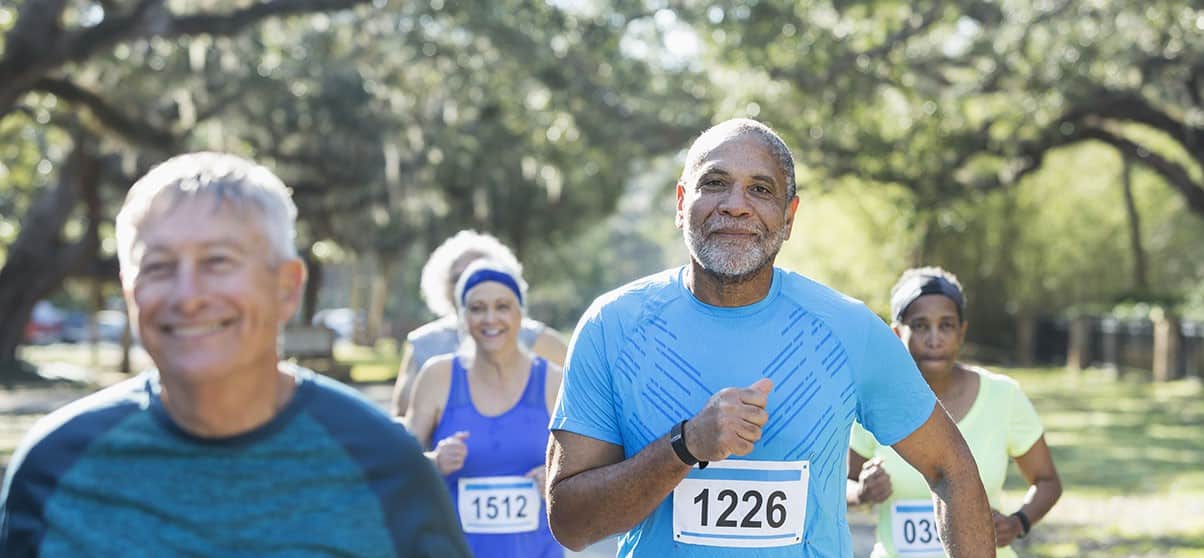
[0,152,470,557]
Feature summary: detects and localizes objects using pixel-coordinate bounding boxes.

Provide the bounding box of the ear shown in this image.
[276,258,308,322]
[891,323,905,340]
[782,196,800,240]
[674,182,686,229]
[120,274,140,341]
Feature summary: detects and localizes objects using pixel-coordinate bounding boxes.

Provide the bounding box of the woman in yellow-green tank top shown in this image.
[846,267,1062,558]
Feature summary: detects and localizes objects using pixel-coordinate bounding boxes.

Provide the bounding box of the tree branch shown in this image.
[162,0,374,39]
[1080,126,1204,215]
[32,77,177,149]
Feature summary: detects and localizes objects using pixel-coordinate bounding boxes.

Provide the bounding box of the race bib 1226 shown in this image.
[672,460,808,548]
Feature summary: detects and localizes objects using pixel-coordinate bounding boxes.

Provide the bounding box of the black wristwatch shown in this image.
[1011,510,1031,538]
[670,420,708,469]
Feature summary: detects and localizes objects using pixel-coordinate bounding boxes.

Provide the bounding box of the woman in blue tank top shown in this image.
[406,259,565,558]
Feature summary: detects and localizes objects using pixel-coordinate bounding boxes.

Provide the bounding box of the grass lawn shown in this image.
[997,368,1204,557]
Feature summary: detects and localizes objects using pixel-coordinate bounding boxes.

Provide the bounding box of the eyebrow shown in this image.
[141,239,248,256]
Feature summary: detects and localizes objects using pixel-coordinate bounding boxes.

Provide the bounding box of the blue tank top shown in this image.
[433,357,563,558]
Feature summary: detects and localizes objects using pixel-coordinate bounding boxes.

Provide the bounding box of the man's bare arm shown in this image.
[545,431,691,551]
[892,403,995,557]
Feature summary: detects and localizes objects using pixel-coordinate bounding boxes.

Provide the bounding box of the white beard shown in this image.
[684,215,788,283]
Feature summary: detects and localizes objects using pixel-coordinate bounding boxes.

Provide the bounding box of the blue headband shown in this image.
[890,275,965,323]
[460,268,523,307]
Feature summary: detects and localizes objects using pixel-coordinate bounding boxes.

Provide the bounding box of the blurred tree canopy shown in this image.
[0,0,709,375]
[1,0,1202,377]
[679,0,1203,354]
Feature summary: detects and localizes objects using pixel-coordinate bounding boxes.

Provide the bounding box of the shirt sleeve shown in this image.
[549,303,623,446]
[1006,382,1044,457]
[849,420,879,459]
[851,308,937,447]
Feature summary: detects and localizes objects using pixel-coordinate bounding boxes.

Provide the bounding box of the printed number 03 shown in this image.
[693,488,787,528]
[470,495,529,520]
[903,518,939,544]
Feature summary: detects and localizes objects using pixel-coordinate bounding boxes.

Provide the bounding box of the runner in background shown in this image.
[848,266,1063,557]
[392,230,566,417]
[406,259,564,558]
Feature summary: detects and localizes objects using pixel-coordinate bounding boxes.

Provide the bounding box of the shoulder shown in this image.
[776,267,876,317]
[580,268,684,325]
[297,370,420,444]
[3,375,148,488]
[544,359,563,384]
[520,318,546,335]
[968,366,1024,395]
[968,366,1033,407]
[405,316,458,345]
[775,267,885,343]
[415,355,455,386]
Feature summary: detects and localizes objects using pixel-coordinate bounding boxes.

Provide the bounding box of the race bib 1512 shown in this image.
[457,476,540,534]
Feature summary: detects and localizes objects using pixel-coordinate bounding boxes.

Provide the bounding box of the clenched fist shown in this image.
[432,430,470,475]
[853,457,893,504]
[683,378,773,462]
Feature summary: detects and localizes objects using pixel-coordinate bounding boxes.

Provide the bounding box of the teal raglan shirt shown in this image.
[0,368,470,558]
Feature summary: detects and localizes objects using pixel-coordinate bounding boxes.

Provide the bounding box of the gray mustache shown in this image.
[703,219,763,236]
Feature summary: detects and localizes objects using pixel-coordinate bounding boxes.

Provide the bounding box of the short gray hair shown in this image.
[419,230,524,317]
[115,152,298,282]
[681,118,797,202]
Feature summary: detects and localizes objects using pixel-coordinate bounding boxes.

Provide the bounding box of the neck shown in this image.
[922,362,963,399]
[158,364,294,438]
[685,261,775,307]
[472,343,527,379]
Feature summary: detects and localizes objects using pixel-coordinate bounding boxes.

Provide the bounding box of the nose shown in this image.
[717,185,753,217]
[170,263,206,315]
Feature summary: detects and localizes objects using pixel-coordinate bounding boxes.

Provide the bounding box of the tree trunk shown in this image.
[365,250,397,344]
[301,248,323,324]
[1120,153,1148,292]
[0,136,99,380]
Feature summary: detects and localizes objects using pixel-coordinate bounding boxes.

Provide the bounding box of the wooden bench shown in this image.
[281,325,352,381]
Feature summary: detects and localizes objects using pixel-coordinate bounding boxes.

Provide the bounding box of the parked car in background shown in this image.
[61,310,128,344]
[312,307,361,340]
[24,301,64,345]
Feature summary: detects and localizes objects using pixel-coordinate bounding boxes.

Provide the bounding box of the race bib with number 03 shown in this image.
[457,476,540,534]
[672,460,808,548]
[891,499,943,556]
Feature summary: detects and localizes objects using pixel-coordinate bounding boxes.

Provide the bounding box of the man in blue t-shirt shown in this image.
[0,153,470,557]
[546,119,995,557]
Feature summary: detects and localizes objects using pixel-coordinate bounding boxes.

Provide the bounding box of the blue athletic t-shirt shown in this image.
[551,267,936,557]
[0,367,471,558]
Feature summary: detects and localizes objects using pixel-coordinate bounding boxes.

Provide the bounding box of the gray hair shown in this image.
[115,152,298,283]
[419,230,524,317]
[681,118,797,202]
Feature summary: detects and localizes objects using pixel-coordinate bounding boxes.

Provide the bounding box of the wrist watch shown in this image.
[670,420,708,469]
[1011,510,1031,538]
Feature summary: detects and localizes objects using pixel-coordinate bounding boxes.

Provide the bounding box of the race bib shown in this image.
[672,460,808,548]
[891,499,943,556]
[457,476,539,534]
